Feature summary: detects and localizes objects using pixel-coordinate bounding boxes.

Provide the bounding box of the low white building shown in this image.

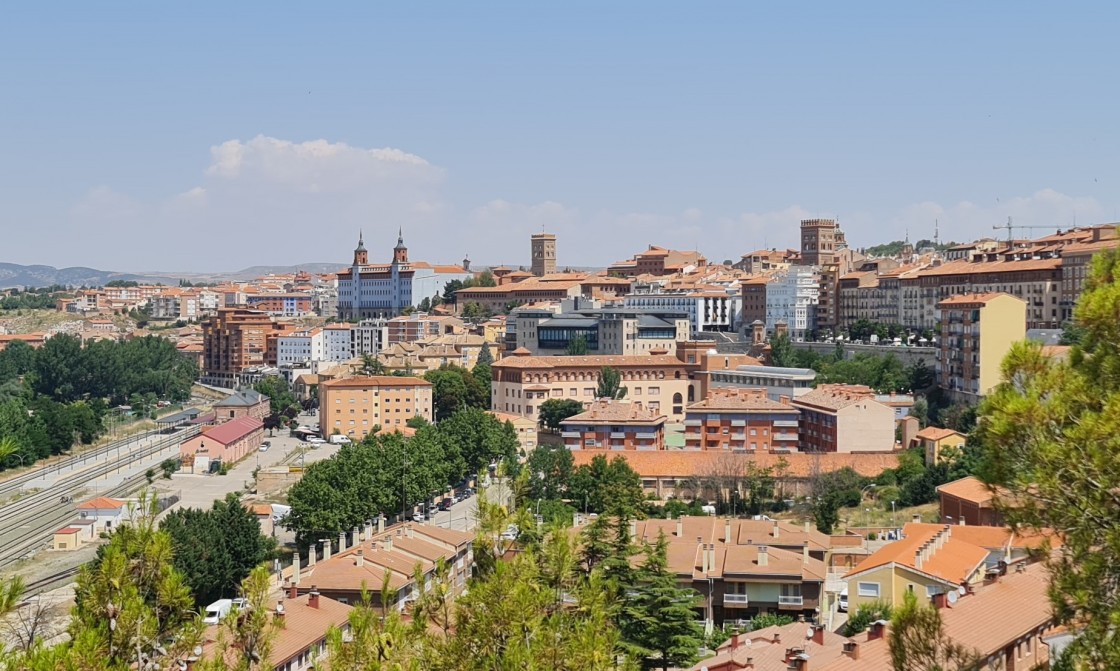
[277,328,324,368]
[76,496,130,533]
[623,290,740,334]
[322,323,354,362]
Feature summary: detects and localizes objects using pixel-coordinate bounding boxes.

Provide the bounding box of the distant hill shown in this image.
[0,263,179,289]
[226,263,346,279]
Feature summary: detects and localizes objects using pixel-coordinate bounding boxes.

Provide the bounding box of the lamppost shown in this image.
[891,500,897,530]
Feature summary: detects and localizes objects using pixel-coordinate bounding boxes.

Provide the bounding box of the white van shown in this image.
[203,598,248,624]
[838,587,849,612]
[329,434,352,445]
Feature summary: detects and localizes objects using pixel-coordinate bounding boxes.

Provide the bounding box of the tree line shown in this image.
[284,407,519,545]
[0,334,197,468]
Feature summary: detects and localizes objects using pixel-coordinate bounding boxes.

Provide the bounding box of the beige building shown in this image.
[530,232,557,277]
[790,384,897,453]
[936,293,1026,403]
[491,349,693,423]
[318,375,433,439]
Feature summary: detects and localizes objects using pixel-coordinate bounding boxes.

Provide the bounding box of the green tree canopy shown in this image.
[596,366,627,400]
[538,398,585,431]
[569,454,645,516]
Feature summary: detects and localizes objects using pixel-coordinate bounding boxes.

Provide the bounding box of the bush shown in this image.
[842,600,893,636]
[750,613,794,630]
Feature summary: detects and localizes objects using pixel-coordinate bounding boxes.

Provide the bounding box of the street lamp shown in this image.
[891,500,897,530]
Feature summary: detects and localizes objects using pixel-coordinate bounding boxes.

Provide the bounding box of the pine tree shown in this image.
[621,531,703,670]
[596,366,627,400]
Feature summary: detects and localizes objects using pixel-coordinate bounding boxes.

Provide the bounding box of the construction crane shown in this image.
[992,216,1056,242]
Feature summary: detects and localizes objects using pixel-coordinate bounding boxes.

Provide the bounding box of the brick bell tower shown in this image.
[353,231,368,265]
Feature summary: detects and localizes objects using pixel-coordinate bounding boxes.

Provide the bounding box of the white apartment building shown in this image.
[277,328,324,367]
[352,319,385,357]
[322,324,354,362]
[764,266,819,339]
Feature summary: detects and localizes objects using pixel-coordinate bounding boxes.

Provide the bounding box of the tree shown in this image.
[472,343,493,410]
[72,495,201,669]
[569,454,645,516]
[906,359,935,392]
[160,493,276,606]
[888,590,980,671]
[461,302,490,322]
[442,279,465,305]
[437,407,519,480]
[195,566,277,671]
[977,245,1120,670]
[254,375,300,427]
[360,353,385,376]
[526,444,575,501]
[596,366,627,400]
[769,332,797,368]
[566,334,590,356]
[909,397,930,428]
[749,613,794,630]
[425,365,487,420]
[619,531,704,670]
[538,398,584,432]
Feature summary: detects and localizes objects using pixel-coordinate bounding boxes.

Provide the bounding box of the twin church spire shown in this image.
[352,229,408,266]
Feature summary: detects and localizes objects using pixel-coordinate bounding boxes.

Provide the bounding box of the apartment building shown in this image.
[318,375,433,439]
[245,292,313,317]
[837,270,879,330]
[201,308,287,387]
[607,245,708,277]
[758,266,819,339]
[625,516,830,627]
[734,248,797,274]
[706,365,817,401]
[351,318,384,357]
[560,399,667,451]
[289,520,473,612]
[936,293,1026,403]
[491,349,693,423]
[384,313,464,344]
[456,273,632,314]
[790,384,896,453]
[683,388,799,452]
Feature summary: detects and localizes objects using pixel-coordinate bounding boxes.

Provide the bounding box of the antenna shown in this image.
[934,219,940,247]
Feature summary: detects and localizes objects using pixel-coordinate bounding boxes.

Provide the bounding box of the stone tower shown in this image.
[530,233,557,276]
[800,219,838,266]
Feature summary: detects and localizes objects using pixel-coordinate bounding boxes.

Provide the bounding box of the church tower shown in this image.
[393,227,409,264]
[353,231,368,265]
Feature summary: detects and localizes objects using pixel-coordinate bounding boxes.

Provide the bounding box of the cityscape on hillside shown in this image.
[3,3,1119,670]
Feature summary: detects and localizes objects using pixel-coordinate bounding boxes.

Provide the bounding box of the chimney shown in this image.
[352,526,360,545]
[384,535,393,552]
[868,620,887,641]
[772,521,780,539]
[339,531,347,552]
[355,550,364,568]
[288,582,298,600]
[758,545,769,566]
[629,519,637,538]
[914,549,922,571]
[407,525,414,539]
[274,597,286,627]
[701,544,710,574]
[912,513,921,523]
[812,624,826,646]
[932,592,949,609]
[676,517,683,538]
[708,544,717,573]
[307,545,316,567]
[725,518,732,543]
[292,553,302,585]
[958,517,966,526]
[772,632,781,644]
[780,394,791,405]
[842,641,860,660]
[322,538,331,561]
[377,515,385,534]
[308,586,320,609]
[731,633,742,648]
[803,541,810,563]
[804,520,810,534]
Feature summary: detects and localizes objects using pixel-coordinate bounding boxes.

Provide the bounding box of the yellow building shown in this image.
[318,376,433,440]
[913,426,968,466]
[936,292,1026,403]
[843,523,989,610]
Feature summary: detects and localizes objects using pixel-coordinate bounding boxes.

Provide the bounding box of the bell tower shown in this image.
[393,227,409,264]
[353,231,368,265]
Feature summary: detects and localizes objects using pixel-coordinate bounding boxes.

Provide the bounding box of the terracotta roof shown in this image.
[570,450,900,479]
[790,384,878,412]
[320,375,432,388]
[845,523,989,586]
[935,476,994,505]
[56,527,82,534]
[914,426,966,442]
[936,292,1019,307]
[687,388,798,413]
[77,496,126,510]
[919,257,1061,277]
[561,399,667,426]
[692,621,853,671]
[199,416,262,445]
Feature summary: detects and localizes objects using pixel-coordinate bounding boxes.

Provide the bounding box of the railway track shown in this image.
[0,427,199,569]
[0,428,160,500]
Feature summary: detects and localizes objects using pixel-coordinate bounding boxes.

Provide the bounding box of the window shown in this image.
[749,428,757,436]
[570,388,577,396]
[857,582,880,598]
[649,387,660,396]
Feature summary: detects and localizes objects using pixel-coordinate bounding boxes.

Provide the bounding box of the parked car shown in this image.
[258,443,270,452]
[308,436,326,445]
[838,587,848,613]
[437,499,452,511]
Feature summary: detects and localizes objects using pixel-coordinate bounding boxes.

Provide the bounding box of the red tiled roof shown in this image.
[200,416,263,445]
[78,496,126,510]
[571,450,899,479]
[915,426,966,442]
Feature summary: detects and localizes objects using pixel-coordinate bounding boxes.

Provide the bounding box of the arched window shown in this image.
[672,392,683,404]
[687,386,695,402]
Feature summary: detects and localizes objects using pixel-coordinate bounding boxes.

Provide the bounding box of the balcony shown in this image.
[723,593,749,606]
[773,433,798,442]
[778,595,804,607]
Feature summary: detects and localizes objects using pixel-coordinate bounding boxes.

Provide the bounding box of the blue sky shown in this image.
[2,2,1117,272]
